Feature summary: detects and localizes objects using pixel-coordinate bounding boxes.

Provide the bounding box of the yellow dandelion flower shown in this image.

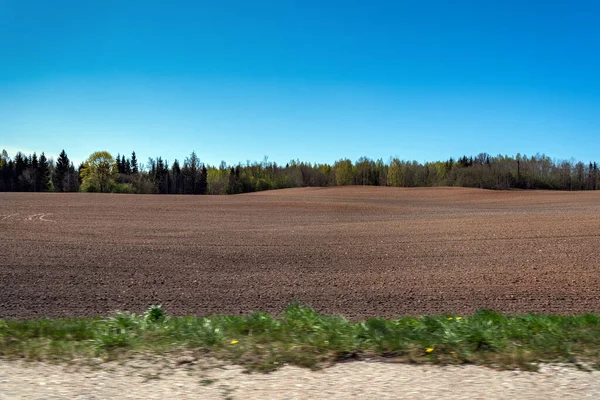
[230,340,239,345]
[425,347,434,353]
[450,351,456,355]
[447,317,453,321]
[456,317,462,320]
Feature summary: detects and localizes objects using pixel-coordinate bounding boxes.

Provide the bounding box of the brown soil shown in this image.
[1,187,600,319]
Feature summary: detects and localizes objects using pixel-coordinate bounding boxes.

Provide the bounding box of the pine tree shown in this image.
[37,152,51,191]
[184,151,200,194]
[0,150,13,191]
[172,159,181,175]
[53,150,70,192]
[121,155,127,174]
[155,157,168,193]
[68,162,80,191]
[172,159,181,194]
[131,151,138,174]
[30,153,39,192]
[148,157,156,177]
[226,167,244,194]
[14,153,26,191]
[115,153,122,174]
[199,165,208,194]
[1,160,14,191]
[227,167,236,194]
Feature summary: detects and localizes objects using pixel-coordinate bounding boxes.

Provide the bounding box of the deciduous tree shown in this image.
[80,151,117,192]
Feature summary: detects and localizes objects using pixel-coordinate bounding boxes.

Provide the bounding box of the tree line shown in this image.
[0,148,598,194]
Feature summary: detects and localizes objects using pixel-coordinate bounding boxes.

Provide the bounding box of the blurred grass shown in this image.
[2,303,600,371]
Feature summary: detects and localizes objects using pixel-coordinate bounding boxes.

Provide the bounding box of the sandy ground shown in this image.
[1,358,599,399]
[2,187,600,318]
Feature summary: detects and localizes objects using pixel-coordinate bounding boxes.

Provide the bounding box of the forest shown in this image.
[0,148,598,194]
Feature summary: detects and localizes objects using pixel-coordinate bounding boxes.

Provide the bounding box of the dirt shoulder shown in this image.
[1,358,599,399]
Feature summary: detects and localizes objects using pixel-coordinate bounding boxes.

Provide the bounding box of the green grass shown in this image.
[2,303,600,371]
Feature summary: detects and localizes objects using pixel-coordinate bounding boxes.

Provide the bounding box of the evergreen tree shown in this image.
[2,147,600,193]
[53,150,70,192]
[227,167,236,194]
[0,150,13,191]
[14,153,26,191]
[148,157,156,177]
[125,158,132,175]
[172,159,182,194]
[226,166,244,194]
[183,151,200,194]
[199,165,208,194]
[116,153,122,174]
[155,157,169,194]
[68,162,80,192]
[29,153,39,192]
[37,152,51,191]
[131,151,138,174]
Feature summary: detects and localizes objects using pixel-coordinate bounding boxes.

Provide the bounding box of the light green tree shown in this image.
[333,159,354,186]
[207,166,229,194]
[387,158,404,187]
[80,151,117,192]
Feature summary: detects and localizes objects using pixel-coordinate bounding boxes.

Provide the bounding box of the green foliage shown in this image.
[37,152,51,191]
[80,179,101,192]
[333,159,354,186]
[93,312,139,352]
[107,181,137,194]
[387,158,404,187]
[207,166,229,194]
[53,151,77,192]
[255,177,272,191]
[4,304,600,371]
[80,151,117,193]
[2,149,600,193]
[144,305,166,324]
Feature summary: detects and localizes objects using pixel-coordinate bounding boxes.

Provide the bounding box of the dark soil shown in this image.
[2,187,600,319]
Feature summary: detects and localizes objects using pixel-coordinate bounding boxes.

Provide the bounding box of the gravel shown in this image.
[1,359,599,399]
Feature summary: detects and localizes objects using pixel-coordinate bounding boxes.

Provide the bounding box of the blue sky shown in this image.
[1,0,598,167]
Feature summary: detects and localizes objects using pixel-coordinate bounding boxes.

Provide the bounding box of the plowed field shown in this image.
[1,187,600,319]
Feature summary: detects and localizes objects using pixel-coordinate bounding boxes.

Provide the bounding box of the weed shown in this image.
[3,304,600,371]
[144,305,166,324]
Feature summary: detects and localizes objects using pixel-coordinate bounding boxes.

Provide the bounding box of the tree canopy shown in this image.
[80,151,117,193]
[0,149,598,194]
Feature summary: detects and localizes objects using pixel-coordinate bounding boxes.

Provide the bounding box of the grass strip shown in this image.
[2,303,600,371]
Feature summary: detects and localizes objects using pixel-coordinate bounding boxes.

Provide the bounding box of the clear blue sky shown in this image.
[1,0,598,167]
